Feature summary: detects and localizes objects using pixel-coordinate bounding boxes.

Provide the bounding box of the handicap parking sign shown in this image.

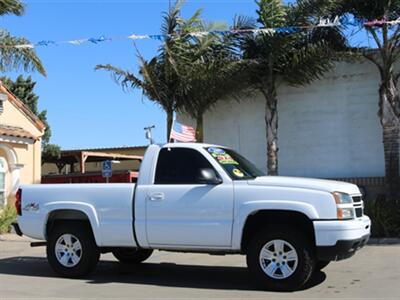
[102,160,112,178]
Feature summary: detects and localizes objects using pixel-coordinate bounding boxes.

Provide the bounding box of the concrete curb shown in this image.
[368,238,400,245]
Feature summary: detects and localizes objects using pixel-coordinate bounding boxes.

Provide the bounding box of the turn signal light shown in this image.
[15,188,22,216]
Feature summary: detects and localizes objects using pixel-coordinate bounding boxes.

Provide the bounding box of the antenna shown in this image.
[144,125,156,145]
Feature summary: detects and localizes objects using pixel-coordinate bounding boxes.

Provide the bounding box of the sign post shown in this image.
[102,160,112,183]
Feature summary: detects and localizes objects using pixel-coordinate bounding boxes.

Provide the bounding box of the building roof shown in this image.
[0,82,46,132]
[0,124,37,140]
[61,145,147,152]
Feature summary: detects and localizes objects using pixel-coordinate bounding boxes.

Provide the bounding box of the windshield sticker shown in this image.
[208,147,226,154]
[213,153,239,165]
[232,168,244,178]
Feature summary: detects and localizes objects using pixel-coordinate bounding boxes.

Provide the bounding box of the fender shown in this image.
[43,201,102,246]
[231,200,319,250]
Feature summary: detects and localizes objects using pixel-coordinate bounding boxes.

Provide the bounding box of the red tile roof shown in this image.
[0,124,37,140]
[0,82,45,132]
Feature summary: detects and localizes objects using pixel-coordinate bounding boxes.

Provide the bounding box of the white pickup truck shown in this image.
[14,143,371,291]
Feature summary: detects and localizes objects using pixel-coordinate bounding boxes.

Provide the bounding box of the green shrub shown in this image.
[0,206,17,234]
[364,195,400,238]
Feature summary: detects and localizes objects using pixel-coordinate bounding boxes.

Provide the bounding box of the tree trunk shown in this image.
[196,114,204,143]
[261,86,279,176]
[166,109,173,142]
[379,76,400,201]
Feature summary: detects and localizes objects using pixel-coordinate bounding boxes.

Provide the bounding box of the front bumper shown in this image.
[316,234,370,261]
[313,215,371,261]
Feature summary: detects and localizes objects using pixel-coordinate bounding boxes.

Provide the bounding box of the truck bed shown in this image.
[18,183,137,247]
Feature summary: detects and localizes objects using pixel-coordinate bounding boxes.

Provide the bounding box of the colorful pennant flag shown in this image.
[0,17,345,49]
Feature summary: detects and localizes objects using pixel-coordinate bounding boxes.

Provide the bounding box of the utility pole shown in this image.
[144,125,156,145]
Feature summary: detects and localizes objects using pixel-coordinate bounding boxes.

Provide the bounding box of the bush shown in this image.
[0,206,17,234]
[364,195,400,238]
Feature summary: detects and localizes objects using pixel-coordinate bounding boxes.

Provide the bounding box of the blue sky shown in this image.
[2,0,369,150]
[2,0,258,149]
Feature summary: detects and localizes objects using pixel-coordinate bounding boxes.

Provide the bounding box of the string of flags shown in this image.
[364,17,400,27]
[2,16,400,49]
[0,16,341,49]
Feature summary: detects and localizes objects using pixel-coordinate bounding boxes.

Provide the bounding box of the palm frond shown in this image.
[232,15,257,30]
[0,0,24,16]
[95,64,142,90]
[0,30,46,76]
[256,0,287,28]
[282,41,334,86]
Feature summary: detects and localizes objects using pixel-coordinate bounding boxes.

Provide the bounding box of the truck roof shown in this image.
[161,142,228,150]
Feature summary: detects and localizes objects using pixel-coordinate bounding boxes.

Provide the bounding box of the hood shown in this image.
[248,176,360,195]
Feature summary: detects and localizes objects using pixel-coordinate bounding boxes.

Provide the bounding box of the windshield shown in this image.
[205,147,265,180]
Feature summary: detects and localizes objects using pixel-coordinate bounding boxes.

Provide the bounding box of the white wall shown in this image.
[179,60,385,178]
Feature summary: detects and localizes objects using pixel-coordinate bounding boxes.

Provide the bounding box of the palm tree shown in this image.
[175,23,251,142]
[300,0,400,200]
[0,0,46,76]
[234,0,346,175]
[96,1,202,140]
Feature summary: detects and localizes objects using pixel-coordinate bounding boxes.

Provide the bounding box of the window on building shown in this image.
[0,92,7,114]
[154,147,217,184]
[0,158,5,206]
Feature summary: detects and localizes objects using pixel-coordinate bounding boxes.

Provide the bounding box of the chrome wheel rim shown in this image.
[259,239,298,280]
[55,234,82,268]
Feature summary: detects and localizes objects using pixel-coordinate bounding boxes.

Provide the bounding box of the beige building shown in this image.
[0,82,45,206]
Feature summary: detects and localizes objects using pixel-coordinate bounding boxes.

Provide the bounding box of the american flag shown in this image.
[170,120,197,142]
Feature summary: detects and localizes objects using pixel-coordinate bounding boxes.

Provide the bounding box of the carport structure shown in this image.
[44,149,143,174]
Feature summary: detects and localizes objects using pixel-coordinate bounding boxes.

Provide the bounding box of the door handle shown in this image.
[149,192,165,201]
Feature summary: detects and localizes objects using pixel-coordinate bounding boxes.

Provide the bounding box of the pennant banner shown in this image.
[0,17,346,49]
[364,17,400,27]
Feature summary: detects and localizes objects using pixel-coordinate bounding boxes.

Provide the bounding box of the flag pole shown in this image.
[169,118,175,143]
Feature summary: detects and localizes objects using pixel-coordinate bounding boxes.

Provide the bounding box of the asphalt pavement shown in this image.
[0,234,399,299]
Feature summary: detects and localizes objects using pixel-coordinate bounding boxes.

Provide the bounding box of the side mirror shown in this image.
[197,168,223,185]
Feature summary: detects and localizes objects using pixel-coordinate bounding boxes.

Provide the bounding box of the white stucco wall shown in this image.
[179,60,385,178]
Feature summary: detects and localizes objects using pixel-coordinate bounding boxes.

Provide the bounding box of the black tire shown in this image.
[246,226,316,291]
[112,248,153,264]
[316,260,330,270]
[46,222,100,278]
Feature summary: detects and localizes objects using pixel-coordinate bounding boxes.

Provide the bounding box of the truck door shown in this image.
[145,147,234,247]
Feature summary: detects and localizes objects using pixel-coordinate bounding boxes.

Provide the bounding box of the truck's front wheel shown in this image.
[47,222,100,278]
[246,226,315,291]
[112,248,153,264]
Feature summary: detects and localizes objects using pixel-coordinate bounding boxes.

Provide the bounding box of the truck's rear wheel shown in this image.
[47,222,100,278]
[246,226,315,291]
[112,248,153,264]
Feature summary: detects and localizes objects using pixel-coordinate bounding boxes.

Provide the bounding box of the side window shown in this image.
[155,148,216,184]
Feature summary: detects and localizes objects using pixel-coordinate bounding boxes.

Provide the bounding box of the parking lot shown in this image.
[0,234,399,299]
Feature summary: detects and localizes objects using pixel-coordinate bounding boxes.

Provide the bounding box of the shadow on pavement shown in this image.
[0,256,326,291]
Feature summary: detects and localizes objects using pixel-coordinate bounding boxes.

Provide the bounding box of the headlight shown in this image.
[337,207,355,219]
[332,192,354,219]
[332,192,353,204]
